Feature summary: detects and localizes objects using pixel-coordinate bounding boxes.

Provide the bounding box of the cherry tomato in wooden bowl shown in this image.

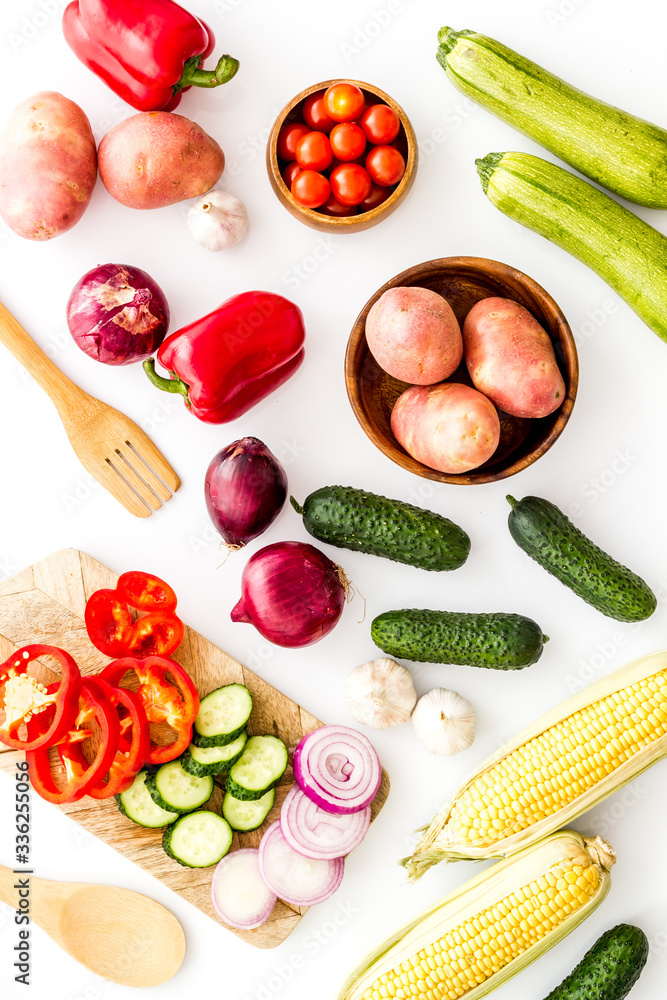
[323,83,365,122]
[295,131,332,172]
[330,163,372,206]
[361,104,400,144]
[291,169,331,209]
[366,145,405,187]
[330,122,366,162]
[303,91,335,133]
[277,121,309,162]
[282,161,303,187]
[320,193,356,217]
[359,183,392,213]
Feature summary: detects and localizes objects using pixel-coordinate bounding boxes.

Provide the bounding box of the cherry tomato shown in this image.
[365,145,405,187]
[360,104,400,145]
[323,83,365,123]
[277,121,309,161]
[330,163,372,206]
[329,122,366,163]
[319,193,356,217]
[359,183,392,213]
[303,91,335,133]
[291,170,331,209]
[282,161,303,187]
[295,131,332,172]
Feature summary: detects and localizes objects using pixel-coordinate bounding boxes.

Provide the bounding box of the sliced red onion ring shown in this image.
[258,821,344,906]
[211,849,277,929]
[280,784,370,860]
[293,726,382,815]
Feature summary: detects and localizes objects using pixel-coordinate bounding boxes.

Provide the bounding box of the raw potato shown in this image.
[99,112,225,210]
[463,297,566,419]
[366,286,463,384]
[0,91,97,241]
[391,382,500,474]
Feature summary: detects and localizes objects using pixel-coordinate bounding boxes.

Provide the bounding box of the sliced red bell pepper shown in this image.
[62,0,239,113]
[27,677,120,804]
[87,678,150,799]
[0,645,81,751]
[85,572,184,659]
[100,656,199,765]
[143,292,306,424]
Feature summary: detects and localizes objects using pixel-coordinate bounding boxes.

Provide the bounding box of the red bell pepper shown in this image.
[85,571,184,659]
[62,0,239,112]
[27,677,120,804]
[143,292,306,423]
[100,656,199,764]
[0,645,81,752]
[87,679,150,799]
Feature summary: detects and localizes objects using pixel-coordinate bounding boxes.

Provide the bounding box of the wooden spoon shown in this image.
[0,865,186,987]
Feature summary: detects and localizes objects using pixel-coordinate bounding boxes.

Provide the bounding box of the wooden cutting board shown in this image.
[0,549,389,949]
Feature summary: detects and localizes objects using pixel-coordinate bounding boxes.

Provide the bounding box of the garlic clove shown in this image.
[412,688,476,755]
[187,189,248,251]
[345,657,417,729]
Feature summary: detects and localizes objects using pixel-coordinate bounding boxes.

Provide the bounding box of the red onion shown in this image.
[205,437,287,548]
[211,849,276,929]
[231,541,346,647]
[294,726,382,815]
[67,263,170,365]
[258,821,344,906]
[280,784,370,860]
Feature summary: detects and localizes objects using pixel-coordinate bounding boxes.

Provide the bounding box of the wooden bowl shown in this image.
[266,80,417,233]
[345,257,578,485]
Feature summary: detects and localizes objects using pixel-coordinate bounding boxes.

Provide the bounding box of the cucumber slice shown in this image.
[163,811,233,868]
[223,788,276,832]
[116,770,179,828]
[193,684,253,748]
[146,760,214,813]
[226,735,288,801]
[181,732,248,778]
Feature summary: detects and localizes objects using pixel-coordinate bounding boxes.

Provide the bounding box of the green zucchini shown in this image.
[507,495,656,623]
[476,150,667,343]
[291,486,470,571]
[371,609,547,669]
[437,27,667,208]
[543,923,648,1000]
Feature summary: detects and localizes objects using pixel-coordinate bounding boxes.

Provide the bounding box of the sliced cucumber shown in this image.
[146,760,214,813]
[226,735,288,801]
[223,788,276,832]
[116,770,179,828]
[162,810,233,868]
[193,684,253,748]
[181,731,248,778]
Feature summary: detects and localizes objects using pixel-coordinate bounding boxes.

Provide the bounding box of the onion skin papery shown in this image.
[67,263,170,366]
[230,541,346,647]
[205,437,287,547]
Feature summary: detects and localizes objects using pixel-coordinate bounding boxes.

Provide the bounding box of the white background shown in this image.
[1,0,666,998]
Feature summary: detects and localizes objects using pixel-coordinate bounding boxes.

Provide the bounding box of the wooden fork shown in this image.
[0,301,180,517]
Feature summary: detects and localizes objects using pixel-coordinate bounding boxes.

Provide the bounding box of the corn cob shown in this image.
[405,650,667,879]
[339,831,614,1000]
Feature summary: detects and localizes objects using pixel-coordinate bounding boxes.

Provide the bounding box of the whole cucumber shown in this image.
[371,609,547,669]
[507,495,656,622]
[544,923,648,1000]
[477,150,667,343]
[290,486,470,571]
[438,27,667,208]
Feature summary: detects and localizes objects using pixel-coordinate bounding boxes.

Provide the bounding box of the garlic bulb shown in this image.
[187,189,248,251]
[412,688,475,755]
[345,658,417,729]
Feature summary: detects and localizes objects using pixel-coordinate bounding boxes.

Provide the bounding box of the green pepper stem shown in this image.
[143,358,190,400]
[175,54,240,94]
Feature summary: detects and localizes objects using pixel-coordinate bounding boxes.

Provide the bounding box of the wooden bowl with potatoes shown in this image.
[344,256,578,485]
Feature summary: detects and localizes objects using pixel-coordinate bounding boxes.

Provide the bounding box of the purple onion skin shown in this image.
[205,438,287,547]
[231,541,345,647]
[66,263,170,365]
